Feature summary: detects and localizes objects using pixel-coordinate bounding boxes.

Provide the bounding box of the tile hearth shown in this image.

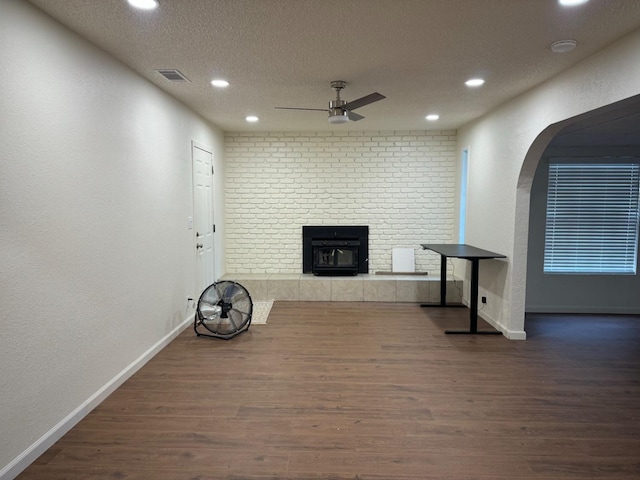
[219,273,463,304]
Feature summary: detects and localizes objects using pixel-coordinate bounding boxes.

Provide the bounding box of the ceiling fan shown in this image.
[275,80,385,124]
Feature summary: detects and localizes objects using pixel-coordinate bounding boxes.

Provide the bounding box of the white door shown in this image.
[192,142,215,293]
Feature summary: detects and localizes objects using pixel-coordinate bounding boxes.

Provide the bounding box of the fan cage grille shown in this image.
[194,281,253,339]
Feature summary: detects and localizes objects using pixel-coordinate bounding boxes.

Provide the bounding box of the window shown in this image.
[458,149,469,243]
[544,162,640,274]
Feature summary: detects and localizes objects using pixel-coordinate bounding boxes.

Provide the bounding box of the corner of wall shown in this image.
[0,316,194,480]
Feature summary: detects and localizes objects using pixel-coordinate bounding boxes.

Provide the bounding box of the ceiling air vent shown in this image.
[155,69,190,82]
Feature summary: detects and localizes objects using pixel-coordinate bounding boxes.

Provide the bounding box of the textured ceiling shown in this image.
[26,0,640,132]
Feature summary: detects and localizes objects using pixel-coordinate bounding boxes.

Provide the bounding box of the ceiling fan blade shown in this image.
[347,111,365,121]
[344,92,385,111]
[274,107,328,112]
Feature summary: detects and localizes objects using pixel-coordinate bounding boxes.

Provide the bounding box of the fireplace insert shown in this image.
[303,226,368,276]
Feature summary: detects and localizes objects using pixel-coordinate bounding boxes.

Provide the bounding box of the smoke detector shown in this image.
[551,40,577,53]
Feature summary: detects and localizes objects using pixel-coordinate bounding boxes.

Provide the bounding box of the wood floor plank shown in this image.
[16,302,640,479]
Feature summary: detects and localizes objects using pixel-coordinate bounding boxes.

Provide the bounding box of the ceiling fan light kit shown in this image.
[275,80,385,125]
[328,110,350,124]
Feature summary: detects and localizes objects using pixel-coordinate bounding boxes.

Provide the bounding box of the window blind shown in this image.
[544,163,640,274]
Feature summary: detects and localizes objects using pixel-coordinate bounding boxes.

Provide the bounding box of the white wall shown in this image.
[224,131,458,275]
[0,1,224,477]
[458,29,640,339]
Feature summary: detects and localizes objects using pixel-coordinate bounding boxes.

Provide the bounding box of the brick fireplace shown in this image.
[223,130,457,275]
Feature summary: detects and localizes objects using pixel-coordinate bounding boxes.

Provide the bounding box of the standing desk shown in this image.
[420,244,506,335]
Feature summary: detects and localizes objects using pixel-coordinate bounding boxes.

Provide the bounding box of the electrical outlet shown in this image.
[481,296,487,304]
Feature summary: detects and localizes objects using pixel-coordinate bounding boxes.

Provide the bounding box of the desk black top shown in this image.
[421,243,506,260]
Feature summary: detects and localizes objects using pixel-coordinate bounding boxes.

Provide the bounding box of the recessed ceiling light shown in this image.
[246,115,259,123]
[127,0,158,10]
[551,39,577,53]
[211,79,230,88]
[465,78,485,88]
[425,114,440,121]
[558,0,589,6]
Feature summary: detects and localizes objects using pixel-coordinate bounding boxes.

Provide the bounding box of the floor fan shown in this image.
[194,281,253,339]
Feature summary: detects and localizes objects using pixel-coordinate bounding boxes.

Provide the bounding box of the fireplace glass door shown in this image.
[312,240,359,275]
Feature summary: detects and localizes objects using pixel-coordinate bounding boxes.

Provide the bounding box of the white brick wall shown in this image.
[224,130,457,274]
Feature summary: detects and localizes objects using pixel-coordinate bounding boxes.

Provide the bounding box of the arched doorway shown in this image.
[517,94,640,333]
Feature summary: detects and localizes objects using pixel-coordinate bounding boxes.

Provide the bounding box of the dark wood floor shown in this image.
[18,303,640,479]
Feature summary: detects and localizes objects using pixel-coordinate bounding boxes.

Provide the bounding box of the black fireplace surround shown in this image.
[303,226,369,276]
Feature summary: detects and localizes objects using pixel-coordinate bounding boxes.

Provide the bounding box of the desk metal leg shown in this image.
[470,258,479,332]
[445,258,501,335]
[439,254,447,306]
[420,254,464,308]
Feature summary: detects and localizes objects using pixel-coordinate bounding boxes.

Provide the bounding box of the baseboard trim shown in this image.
[0,314,194,480]
[503,329,527,340]
[526,306,640,315]
[471,304,527,341]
